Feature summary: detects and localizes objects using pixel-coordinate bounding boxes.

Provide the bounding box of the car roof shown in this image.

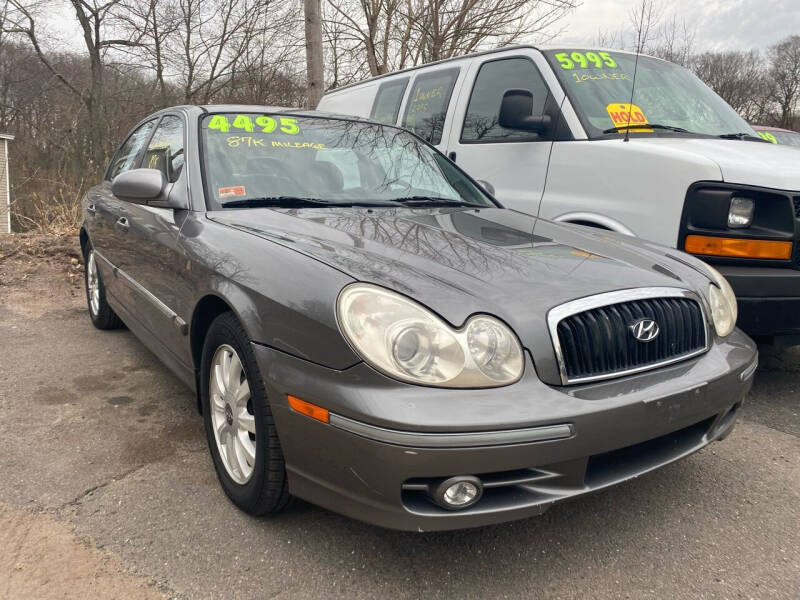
[322,45,664,96]
[751,125,799,134]
[148,104,384,125]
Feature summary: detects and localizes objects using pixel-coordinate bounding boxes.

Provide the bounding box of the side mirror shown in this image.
[498,89,551,134]
[112,168,167,203]
[476,179,495,196]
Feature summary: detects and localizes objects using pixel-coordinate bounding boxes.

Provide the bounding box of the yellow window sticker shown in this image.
[757,131,778,144]
[208,115,301,135]
[606,103,652,132]
[555,51,618,70]
[271,141,327,150]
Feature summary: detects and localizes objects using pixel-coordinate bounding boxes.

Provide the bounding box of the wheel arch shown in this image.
[79,227,90,256]
[552,212,636,236]
[190,292,248,413]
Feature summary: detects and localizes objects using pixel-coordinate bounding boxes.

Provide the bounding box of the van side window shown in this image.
[370,78,409,125]
[402,68,459,145]
[461,58,549,143]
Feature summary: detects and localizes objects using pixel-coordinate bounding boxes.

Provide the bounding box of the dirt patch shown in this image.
[0,234,84,318]
[0,504,165,599]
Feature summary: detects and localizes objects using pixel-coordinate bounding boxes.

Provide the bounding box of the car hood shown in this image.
[211,207,713,373]
[633,137,800,190]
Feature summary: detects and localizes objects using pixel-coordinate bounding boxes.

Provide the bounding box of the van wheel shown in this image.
[201,312,292,515]
[84,246,123,330]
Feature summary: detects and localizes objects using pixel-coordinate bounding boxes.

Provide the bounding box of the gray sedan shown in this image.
[80,105,757,531]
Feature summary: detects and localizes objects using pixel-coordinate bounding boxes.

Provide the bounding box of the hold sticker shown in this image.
[606,103,652,132]
[218,186,246,198]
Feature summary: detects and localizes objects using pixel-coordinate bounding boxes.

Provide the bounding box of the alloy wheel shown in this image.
[209,344,256,484]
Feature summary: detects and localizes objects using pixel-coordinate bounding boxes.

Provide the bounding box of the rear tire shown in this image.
[201,312,292,515]
[84,245,123,330]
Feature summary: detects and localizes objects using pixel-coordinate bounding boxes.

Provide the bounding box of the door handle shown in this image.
[86,203,97,215]
[116,216,130,232]
[448,151,457,162]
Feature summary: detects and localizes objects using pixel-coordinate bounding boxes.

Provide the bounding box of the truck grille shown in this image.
[550,290,708,384]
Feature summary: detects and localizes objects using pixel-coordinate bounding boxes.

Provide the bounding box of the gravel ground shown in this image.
[0,234,798,599]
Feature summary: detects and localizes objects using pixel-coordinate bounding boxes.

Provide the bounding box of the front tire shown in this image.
[84,246,123,330]
[201,312,291,515]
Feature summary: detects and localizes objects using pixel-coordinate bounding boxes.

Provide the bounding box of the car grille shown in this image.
[551,291,708,384]
[793,196,800,219]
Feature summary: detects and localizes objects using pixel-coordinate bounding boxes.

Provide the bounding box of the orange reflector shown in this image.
[685,235,792,260]
[287,395,329,423]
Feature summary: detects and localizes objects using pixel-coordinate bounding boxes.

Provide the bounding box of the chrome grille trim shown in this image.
[548,287,710,385]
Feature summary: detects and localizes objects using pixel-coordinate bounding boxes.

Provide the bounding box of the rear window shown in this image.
[370,78,409,125]
[401,68,459,145]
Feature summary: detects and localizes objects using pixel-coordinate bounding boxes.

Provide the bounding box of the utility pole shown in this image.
[304,0,324,108]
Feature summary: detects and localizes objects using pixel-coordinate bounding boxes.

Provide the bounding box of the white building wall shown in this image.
[0,139,9,234]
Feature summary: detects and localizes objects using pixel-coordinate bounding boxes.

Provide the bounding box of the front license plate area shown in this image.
[645,384,708,427]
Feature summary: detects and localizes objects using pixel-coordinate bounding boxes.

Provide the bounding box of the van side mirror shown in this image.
[476,179,495,196]
[111,168,184,209]
[498,89,551,134]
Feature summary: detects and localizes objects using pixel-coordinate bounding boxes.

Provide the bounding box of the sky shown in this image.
[33,0,800,55]
[554,0,800,52]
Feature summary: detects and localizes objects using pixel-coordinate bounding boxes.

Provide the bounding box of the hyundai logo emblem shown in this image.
[630,318,660,342]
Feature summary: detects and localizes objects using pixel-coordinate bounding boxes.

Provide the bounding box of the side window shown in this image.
[401,68,459,145]
[107,120,156,180]
[370,78,409,125]
[143,115,185,183]
[461,58,550,143]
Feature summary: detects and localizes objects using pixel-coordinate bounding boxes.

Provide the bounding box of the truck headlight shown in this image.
[728,197,754,228]
[337,283,524,387]
[705,265,738,337]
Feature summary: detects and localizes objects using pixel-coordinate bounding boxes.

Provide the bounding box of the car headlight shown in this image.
[705,265,738,337]
[337,283,524,387]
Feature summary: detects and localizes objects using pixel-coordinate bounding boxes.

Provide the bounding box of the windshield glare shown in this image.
[544,50,756,138]
[200,113,492,208]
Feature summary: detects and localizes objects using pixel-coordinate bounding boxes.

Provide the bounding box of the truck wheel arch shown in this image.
[553,212,636,236]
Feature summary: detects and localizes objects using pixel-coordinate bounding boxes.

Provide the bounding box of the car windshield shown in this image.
[544,49,757,139]
[200,113,493,209]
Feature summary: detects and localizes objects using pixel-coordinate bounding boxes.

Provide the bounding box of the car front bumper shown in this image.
[717,265,800,336]
[253,329,757,531]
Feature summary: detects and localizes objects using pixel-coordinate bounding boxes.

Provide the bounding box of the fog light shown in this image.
[728,197,754,228]
[433,476,483,510]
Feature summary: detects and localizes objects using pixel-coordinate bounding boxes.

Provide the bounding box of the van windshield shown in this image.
[200,113,492,209]
[544,49,756,139]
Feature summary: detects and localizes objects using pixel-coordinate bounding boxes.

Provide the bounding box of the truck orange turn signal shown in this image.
[685,235,792,260]
[287,395,329,423]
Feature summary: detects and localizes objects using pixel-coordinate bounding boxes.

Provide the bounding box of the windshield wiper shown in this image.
[387,196,484,208]
[221,196,400,209]
[602,123,690,134]
[717,132,767,141]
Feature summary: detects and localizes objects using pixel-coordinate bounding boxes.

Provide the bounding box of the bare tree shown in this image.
[769,35,800,129]
[115,0,180,104]
[693,50,772,122]
[326,0,577,79]
[2,0,143,168]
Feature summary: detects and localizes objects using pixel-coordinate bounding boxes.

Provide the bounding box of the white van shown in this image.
[318,45,800,338]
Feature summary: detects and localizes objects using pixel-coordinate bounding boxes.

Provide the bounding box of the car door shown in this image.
[89,119,157,296]
[112,114,193,367]
[443,55,557,215]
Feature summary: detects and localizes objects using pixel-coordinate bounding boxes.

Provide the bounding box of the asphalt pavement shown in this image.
[0,244,798,599]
